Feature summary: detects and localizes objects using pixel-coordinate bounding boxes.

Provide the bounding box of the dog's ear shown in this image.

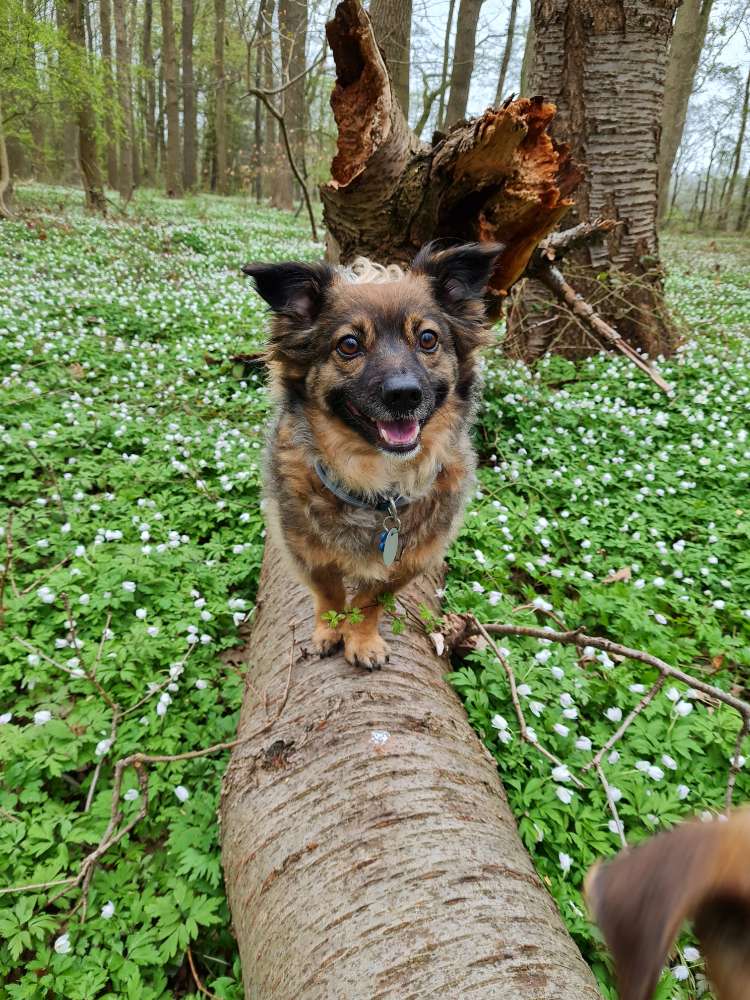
[242,261,335,323]
[585,810,750,1000]
[411,241,504,311]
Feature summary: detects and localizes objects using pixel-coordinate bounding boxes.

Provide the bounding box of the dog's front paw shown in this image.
[344,631,389,671]
[312,621,343,657]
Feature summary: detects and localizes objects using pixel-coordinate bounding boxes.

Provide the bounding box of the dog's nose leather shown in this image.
[381,375,422,410]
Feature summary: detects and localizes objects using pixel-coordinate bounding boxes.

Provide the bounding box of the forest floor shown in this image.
[1,184,749,1000]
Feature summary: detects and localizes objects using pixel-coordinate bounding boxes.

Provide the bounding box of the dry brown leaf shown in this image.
[602,566,631,585]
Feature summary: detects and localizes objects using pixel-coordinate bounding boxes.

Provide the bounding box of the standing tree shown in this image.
[494,0,518,104]
[214,0,228,194]
[113,0,134,199]
[161,0,182,196]
[658,0,714,221]
[141,0,157,183]
[278,0,308,193]
[368,0,412,117]
[507,0,681,361]
[717,64,750,229]
[182,0,197,190]
[435,0,456,130]
[64,0,107,210]
[444,0,484,126]
[99,0,119,189]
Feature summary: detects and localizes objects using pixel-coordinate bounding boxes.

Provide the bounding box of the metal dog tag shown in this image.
[382,527,399,566]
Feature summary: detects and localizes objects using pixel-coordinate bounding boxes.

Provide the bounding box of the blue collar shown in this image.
[313,460,412,512]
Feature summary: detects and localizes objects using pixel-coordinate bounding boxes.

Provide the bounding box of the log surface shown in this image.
[220,546,602,999]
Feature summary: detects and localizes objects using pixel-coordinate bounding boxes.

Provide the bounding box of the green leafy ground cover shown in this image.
[1,186,749,999]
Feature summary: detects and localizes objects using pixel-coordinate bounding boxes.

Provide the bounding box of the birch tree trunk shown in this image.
[220,549,603,1000]
[369,0,412,118]
[182,0,197,190]
[657,0,714,221]
[444,0,484,126]
[161,0,182,197]
[113,0,134,199]
[507,0,680,361]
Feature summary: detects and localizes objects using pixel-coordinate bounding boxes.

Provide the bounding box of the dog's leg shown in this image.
[343,571,417,671]
[308,565,346,657]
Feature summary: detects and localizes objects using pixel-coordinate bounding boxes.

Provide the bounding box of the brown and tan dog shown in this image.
[243,242,503,669]
[586,809,750,1000]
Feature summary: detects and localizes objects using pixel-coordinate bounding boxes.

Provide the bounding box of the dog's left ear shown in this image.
[411,241,504,311]
[242,261,335,323]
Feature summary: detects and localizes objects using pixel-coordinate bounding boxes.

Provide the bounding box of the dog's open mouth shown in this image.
[346,403,422,453]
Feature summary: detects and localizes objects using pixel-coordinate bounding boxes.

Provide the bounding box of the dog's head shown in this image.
[243,242,503,457]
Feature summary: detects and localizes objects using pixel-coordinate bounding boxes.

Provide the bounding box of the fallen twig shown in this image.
[187,946,220,1000]
[472,619,586,789]
[465,617,750,816]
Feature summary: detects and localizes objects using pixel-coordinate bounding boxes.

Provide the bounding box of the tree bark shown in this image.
[55,0,80,184]
[161,0,182,196]
[220,548,603,1000]
[657,0,713,221]
[142,0,157,183]
[100,0,119,190]
[519,15,534,94]
[278,0,308,198]
[321,0,580,313]
[369,0,412,119]
[65,0,107,210]
[737,167,750,231]
[444,0,484,126]
[182,0,197,190]
[113,0,134,199]
[0,94,14,219]
[495,0,518,104]
[213,0,228,194]
[717,64,750,230]
[507,0,680,362]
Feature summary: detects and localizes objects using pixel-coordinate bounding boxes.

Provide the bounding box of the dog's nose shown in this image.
[381,375,423,411]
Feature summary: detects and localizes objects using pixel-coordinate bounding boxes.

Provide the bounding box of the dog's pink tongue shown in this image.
[377,418,420,447]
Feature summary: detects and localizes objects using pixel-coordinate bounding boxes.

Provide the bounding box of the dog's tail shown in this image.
[585,808,750,1000]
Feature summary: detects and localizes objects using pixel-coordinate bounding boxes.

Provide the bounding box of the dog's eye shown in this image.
[419,330,439,352]
[336,335,361,358]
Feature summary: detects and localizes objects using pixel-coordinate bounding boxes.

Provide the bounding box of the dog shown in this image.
[243,241,503,669]
[585,808,750,1000]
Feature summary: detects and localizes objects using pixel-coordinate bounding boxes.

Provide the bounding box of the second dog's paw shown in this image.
[312,622,343,657]
[344,632,389,672]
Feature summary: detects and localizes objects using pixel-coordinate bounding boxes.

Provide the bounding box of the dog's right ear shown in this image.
[242,261,335,323]
[585,809,750,1000]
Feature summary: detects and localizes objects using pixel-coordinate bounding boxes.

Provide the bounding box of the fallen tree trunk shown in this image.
[321,0,581,316]
[220,547,602,998]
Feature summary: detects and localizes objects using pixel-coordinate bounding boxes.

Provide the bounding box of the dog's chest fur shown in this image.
[265,410,474,585]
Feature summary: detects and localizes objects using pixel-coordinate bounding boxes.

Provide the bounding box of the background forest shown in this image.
[2,0,750,229]
[2,2,750,1000]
